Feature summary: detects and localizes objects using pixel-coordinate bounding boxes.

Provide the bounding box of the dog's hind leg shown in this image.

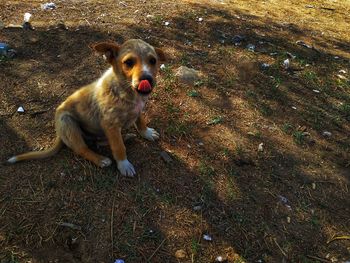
[56,113,112,168]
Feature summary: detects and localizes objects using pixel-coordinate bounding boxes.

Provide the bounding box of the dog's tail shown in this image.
[7,137,63,164]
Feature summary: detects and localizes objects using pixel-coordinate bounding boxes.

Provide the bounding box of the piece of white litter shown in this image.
[339,69,347,74]
[160,64,166,70]
[208,44,211,48]
[312,182,316,189]
[287,216,291,223]
[258,143,264,152]
[283,58,290,69]
[261,63,270,69]
[24,13,32,23]
[292,106,297,110]
[17,106,25,113]
[114,260,125,263]
[313,89,320,93]
[164,21,170,26]
[198,17,203,22]
[203,234,212,241]
[41,2,56,10]
[286,52,296,59]
[216,256,224,262]
[146,14,154,18]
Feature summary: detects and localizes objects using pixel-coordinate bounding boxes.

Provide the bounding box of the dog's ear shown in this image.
[90,42,120,63]
[155,48,166,62]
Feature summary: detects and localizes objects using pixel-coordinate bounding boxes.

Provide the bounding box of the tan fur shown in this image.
[8,39,165,176]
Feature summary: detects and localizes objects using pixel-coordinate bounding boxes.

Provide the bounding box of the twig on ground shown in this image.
[273,238,287,258]
[147,238,166,262]
[57,222,82,231]
[29,109,50,116]
[327,235,350,244]
[306,255,331,263]
[320,7,335,11]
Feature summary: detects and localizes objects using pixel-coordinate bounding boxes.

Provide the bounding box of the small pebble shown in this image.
[41,2,57,10]
[312,182,316,189]
[175,249,187,259]
[198,142,204,146]
[261,63,270,69]
[203,234,212,241]
[287,216,291,223]
[24,12,32,22]
[278,195,288,204]
[283,58,290,69]
[216,256,224,262]
[322,131,332,137]
[258,143,264,152]
[193,205,202,211]
[17,106,25,113]
[246,44,255,51]
[232,35,245,45]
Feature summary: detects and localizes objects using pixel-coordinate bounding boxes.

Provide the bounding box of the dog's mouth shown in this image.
[136,79,153,95]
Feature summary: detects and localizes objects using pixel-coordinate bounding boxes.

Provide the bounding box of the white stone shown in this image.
[203,234,212,241]
[17,106,25,113]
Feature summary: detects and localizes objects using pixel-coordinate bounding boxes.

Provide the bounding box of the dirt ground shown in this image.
[0,0,349,262]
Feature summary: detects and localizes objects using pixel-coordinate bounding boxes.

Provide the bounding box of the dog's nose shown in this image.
[140,74,154,87]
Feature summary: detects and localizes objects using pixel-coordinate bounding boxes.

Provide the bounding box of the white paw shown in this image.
[100,157,112,168]
[117,159,136,177]
[140,127,159,141]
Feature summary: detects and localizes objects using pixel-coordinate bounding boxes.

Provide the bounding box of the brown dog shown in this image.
[7,39,165,177]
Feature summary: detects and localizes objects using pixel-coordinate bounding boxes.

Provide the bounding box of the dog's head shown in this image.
[91,39,166,95]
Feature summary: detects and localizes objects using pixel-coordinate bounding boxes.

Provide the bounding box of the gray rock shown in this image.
[175,66,201,85]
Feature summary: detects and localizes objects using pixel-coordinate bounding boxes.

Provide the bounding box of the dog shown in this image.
[7,39,166,177]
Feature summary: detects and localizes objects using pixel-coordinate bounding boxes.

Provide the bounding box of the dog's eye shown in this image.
[149,57,157,65]
[123,59,134,68]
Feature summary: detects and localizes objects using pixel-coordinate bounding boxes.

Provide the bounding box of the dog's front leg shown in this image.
[136,113,159,141]
[101,121,136,177]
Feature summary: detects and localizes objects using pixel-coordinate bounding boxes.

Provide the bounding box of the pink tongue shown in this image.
[138,80,152,92]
